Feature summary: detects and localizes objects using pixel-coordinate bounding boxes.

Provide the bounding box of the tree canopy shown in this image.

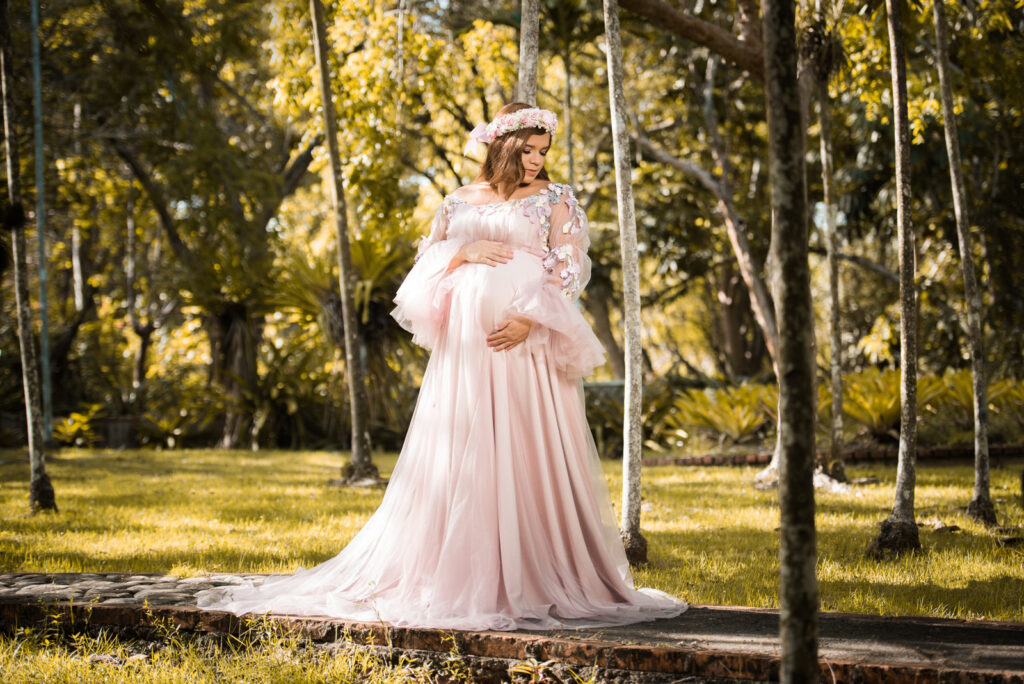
[2,0,1022,451]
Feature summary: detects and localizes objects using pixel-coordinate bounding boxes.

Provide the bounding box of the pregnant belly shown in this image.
[448,251,544,335]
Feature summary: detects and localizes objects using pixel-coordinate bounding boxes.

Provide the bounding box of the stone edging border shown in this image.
[2,598,1022,683]
[643,443,1024,467]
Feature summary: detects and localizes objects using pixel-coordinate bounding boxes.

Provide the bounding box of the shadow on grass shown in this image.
[820,575,1024,626]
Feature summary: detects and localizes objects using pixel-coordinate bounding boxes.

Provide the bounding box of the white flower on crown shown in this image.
[466,108,558,152]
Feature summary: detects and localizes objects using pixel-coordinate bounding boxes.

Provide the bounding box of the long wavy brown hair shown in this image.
[473,102,552,199]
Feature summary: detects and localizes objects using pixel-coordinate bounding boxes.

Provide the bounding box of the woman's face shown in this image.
[521,132,551,182]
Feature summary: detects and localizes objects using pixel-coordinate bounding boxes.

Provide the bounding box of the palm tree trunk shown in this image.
[310,0,375,480]
[762,0,818,677]
[933,0,995,526]
[517,0,539,104]
[602,0,646,565]
[869,0,921,557]
[1,0,56,511]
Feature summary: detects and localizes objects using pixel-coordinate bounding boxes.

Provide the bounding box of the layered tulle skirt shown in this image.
[197,244,686,630]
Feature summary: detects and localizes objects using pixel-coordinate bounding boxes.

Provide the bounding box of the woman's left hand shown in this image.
[487,316,533,351]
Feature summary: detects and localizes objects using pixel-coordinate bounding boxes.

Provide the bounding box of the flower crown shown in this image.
[465,108,558,154]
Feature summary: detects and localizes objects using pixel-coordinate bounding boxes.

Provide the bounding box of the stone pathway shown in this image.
[0,571,261,607]
[2,572,1023,683]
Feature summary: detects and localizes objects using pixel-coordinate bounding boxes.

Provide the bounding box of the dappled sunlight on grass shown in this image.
[0,449,397,576]
[602,458,1024,620]
[2,449,1022,620]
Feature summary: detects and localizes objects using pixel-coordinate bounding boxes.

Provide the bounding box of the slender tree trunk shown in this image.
[869,0,921,557]
[72,101,86,312]
[763,0,818,679]
[310,0,375,480]
[603,0,646,565]
[29,0,52,443]
[125,189,156,413]
[518,0,539,105]
[562,46,575,187]
[1,0,56,511]
[933,0,995,526]
[818,79,844,472]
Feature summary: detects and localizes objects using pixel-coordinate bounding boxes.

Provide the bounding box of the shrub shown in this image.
[669,384,775,446]
[52,403,106,447]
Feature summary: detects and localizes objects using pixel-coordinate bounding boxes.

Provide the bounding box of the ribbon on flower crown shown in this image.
[463,107,559,156]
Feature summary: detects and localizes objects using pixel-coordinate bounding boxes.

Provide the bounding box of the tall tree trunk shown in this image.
[517,0,539,104]
[818,72,843,472]
[206,305,261,449]
[562,45,575,187]
[763,0,818,679]
[869,0,921,557]
[125,188,155,413]
[72,101,86,312]
[1,0,57,511]
[310,0,375,481]
[29,0,52,443]
[603,0,646,565]
[933,0,995,526]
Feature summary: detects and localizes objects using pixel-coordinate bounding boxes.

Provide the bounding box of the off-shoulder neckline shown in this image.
[447,182,570,207]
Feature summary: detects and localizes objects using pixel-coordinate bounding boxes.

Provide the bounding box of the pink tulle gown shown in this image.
[197,183,687,630]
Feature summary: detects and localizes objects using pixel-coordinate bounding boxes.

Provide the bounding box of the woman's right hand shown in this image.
[448,240,513,271]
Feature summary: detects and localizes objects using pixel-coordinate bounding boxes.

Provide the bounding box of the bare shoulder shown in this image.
[450,182,499,204]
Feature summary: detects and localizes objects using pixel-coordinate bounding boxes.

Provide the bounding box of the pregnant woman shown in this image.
[198,102,687,631]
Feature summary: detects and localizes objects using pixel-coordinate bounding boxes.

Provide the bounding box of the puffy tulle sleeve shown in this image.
[391,197,468,351]
[507,184,606,379]
[544,187,592,300]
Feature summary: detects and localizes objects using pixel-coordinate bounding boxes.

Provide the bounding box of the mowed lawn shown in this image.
[1,448,1022,621]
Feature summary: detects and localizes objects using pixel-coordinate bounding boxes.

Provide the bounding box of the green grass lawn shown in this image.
[1,448,1022,621]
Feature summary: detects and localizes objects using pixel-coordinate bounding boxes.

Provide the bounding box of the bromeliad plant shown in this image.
[841,368,944,442]
[645,369,1024,453]
[670,384,776,445]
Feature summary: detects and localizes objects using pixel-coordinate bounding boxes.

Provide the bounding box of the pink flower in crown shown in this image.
[467,108,558,147]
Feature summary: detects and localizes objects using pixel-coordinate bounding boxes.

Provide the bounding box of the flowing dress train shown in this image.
[196,183,687,630]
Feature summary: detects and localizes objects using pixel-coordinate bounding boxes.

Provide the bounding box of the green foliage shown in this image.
[139,392,224,450]
[670,384,776,445]
[635,370,1024,453]
[919,369,1013,445]
[841,369,945,442]
[3,0,1024,451]
[989,379,1024,446]
[52,404,106,447]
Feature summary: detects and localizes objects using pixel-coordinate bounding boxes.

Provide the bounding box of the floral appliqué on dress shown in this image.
[523,184,588,298]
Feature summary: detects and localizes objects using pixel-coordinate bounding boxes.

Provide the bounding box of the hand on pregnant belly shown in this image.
[487,315,532,351]
[450,240,513,270]
[448,243,540,350]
